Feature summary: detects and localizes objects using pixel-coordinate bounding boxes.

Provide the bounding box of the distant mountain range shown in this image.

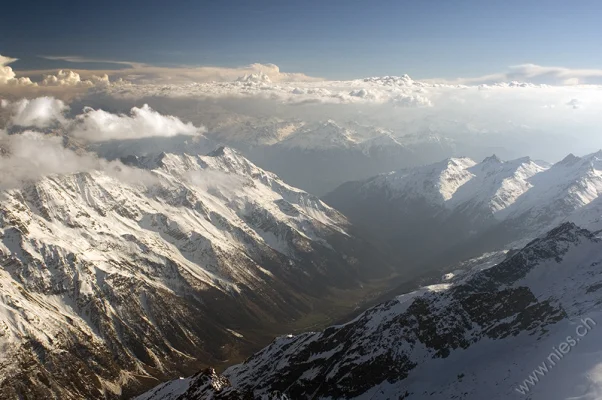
[323,151,602,269]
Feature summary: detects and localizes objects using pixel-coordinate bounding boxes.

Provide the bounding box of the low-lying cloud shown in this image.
[0,129,157,190]
[71,104,205,142]
[3,97,68,128]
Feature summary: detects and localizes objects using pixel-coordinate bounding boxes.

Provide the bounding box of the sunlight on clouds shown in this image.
[3,51,602,163]
[0,129,158,190]
[0,99,194,190]
[41,70,111,87]
[437,63,602,86]
[2,97,68,128]
[12,59,319,88]
[70,104,205,142]
[0,55,35,86]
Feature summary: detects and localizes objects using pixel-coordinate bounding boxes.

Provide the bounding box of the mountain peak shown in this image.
[235,72,272,84]
[143,220,602,400]
[205,146,246,161]
[277,120,358,150]
[482,154,502,164]
[522,222,595,255]
[360,132,404,150]
[207,146,230,157]
[558,153,581,166]
[541,222,591,241]
[446,156,475,168]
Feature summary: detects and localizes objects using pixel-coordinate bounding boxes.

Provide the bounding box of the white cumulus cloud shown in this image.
[0,55,35,86]
[41,69,111,87]
[3,97,68,128]
[70,104,205,142]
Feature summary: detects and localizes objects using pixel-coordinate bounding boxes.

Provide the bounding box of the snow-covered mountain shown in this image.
[137,222,602,399]
[332,154,547,215]
[244,120,423,196]
[275,120,359,150]
[0,147,390,399]
[88,115,462,197]
[324,152,602,267]
[502,151,602,228]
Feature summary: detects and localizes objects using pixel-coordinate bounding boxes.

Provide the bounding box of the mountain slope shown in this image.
[243,120,421,196]
[141,222,602,399]
[0,147,390,399]
[323,153,602,267]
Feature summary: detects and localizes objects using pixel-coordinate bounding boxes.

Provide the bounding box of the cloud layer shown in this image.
[3,52,602,171]
[437,63,602,86]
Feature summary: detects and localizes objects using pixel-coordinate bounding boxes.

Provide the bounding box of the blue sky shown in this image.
[2,0,602,79]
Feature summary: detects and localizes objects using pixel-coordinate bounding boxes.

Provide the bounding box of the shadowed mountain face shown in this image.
[0,147,392,399]
[139,223,602,400]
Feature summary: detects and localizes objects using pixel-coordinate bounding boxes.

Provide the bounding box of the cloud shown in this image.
[436,63,602,86]
[0,55,18,84]
[70,104,205,142]
[5,51,602,171]
[0,130,99,188]
[98,74,437,107]
[40,55,147,69]
[0,128,159,190]
[2,52,319,98]
[391,93,433,107]
[17,60,320,86]
[40,69,111,87]
[0,55,35,86]
[506,64,602,85]
[0,54,112,99]
[3,97,68,128]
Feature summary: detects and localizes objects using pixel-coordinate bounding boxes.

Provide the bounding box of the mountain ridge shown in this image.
[138,222,602,399]
[0,147,391,399]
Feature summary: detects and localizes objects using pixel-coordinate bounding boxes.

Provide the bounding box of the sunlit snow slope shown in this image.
[0,147,388,399]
